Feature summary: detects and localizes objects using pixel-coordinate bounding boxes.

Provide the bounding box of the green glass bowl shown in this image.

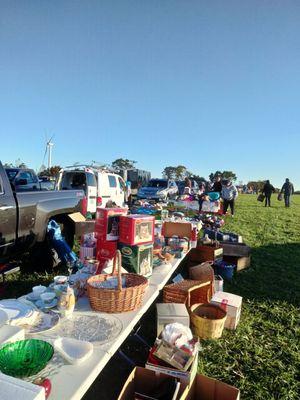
[0,339,54,378]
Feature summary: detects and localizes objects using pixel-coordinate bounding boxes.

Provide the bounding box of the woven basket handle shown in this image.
[186,281,211,309]
[112,250,123,291]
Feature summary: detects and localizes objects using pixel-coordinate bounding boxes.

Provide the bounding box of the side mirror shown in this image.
[16,178,28,185]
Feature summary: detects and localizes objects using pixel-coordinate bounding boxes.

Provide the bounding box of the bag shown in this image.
[277,193,283,201]
[257,194,265,202]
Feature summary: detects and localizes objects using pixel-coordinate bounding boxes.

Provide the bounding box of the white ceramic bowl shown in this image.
[40,292,56,304]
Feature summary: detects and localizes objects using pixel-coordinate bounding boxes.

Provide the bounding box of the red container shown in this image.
[95,257,110,274]
[96,239,118,260]
[95,207,127,241]
[119,215,155,246]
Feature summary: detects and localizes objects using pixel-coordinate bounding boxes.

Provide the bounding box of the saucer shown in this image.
[26,292,40,301]
[36,298,58,310]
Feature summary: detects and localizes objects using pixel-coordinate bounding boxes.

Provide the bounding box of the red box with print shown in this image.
[96,239,118,260]
[119,215,155,246]
[95,207,127,241]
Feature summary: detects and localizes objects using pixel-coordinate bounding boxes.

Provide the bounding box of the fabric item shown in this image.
[223,199,235,215]
[221,184,238,201]
[262,182,275,195]
[281,182,294,195]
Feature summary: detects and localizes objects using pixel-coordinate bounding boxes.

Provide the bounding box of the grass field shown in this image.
[199,194,300,399]
[2,194,300,399]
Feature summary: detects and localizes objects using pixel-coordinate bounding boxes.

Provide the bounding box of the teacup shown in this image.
[53,275,68,285]
[32,285,47,297]
[40,292,56,305]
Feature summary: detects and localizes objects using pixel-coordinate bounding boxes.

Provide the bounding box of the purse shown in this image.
[257,193,265,202]
[277,193,283,201]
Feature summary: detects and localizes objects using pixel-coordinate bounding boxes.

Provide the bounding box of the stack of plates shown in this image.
[0,300,38,327]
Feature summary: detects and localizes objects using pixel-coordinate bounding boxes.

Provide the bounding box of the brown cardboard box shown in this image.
[68,212,95,236]
[118,366,188,400]
[180,373,240,400]
[223,255,251,271]
[162,222,193,239]
[210,291,242,330]
[220,243,250,257]
[145,350,198,384]
[189,246,223,263]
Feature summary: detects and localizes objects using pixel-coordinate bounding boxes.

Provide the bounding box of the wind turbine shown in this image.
[42,135,55,170]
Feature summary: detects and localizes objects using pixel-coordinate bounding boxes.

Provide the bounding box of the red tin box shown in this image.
[96,239,118,260]
[95,207,127,241]
[119,215,155,246]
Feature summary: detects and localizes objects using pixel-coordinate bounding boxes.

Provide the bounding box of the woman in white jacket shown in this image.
[221,180,238,216]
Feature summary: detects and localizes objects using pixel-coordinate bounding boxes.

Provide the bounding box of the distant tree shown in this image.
[3,162,14,168]
[174,165,189,180]
[162,166,176,179]
[247,180,265,192]
[111,158,136,171]
[40,165,61,177]
[189,174,207,184]
[209,170,237,182]
[14,158,27,168]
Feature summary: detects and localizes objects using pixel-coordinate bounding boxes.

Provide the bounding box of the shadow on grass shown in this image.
[226,242,300,306]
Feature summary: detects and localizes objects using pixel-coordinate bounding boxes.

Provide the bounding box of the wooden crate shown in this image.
[223,255,251,271]
[190,246,223,263]
[220,242,251,257]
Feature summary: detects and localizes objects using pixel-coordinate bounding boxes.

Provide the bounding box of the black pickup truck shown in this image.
[0,161,84,270]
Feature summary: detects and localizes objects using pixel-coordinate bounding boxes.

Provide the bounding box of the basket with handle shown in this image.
[187,286,227,339]
[87,250,148,313]
[163,280,212,305]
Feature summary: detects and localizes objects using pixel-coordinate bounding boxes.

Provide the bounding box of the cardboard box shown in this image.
[95,207,127,241]
[118,366,188,400]
[220,243,250,257]
[210,291,242,330]
[223,255,251,271]
[190,246,223,263]
[162,221,193,239]
[156,303,190,336]
[68,212,95,236]
[96,240,118,260]
[119,215,155,245]
[118,243,153,277]
[146,350,198,385]
[180,373,240,400]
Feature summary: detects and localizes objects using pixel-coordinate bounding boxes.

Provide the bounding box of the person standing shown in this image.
[221,180,238,216]
[212,176,222,194]
[262,180,275,207]
[280,178,294,207]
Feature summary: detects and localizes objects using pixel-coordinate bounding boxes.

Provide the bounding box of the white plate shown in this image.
[54,337,93,365]
[36,298,58,310]
[0,299,35,321]
[0,309,8,327]
[26,311,60,334]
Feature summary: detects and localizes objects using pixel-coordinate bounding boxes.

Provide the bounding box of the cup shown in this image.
[32,285,46,297]
[54,275,68,285]
[40,292,56,305]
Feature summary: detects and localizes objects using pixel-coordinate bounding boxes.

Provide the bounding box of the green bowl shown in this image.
[0,339,54,378]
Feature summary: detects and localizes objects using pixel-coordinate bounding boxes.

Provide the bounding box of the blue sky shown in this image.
[1,1,299,188]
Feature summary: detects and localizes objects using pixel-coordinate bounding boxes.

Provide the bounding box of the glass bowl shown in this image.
[0,339,54,377]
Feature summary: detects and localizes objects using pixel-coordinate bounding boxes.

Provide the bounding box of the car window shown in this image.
[17,171,34,184]
[86,172,97,187]
[108,175,117,188]
[118,177,125,191]
[148,180,168,188]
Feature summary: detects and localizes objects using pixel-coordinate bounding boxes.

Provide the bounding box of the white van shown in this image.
[56,165,126,213]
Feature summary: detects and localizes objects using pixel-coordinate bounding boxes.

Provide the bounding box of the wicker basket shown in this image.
[190,303,227,339]
[163,280,212,305]
[87,250,148,313]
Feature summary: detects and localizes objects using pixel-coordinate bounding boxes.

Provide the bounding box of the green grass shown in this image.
[198,194,300,399]
[1,195,300,399]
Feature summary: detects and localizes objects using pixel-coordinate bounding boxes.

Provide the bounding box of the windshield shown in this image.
[147,179,168,188]
[5,169,19,181]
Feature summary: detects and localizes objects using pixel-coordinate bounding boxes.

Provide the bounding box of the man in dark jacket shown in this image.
[262,180,275,207]
[281,178,294,207]
[212,176,222,193]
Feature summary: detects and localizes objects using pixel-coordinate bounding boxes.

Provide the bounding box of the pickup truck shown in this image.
[0,162,84,271]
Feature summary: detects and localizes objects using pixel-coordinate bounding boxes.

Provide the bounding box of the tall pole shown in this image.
[47,142,54,169]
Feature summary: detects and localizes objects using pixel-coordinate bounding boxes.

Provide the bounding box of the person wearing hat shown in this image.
[221,179,238,216]
[212,175,222,194]
[262,180,275,207]
[280,178,294,207]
